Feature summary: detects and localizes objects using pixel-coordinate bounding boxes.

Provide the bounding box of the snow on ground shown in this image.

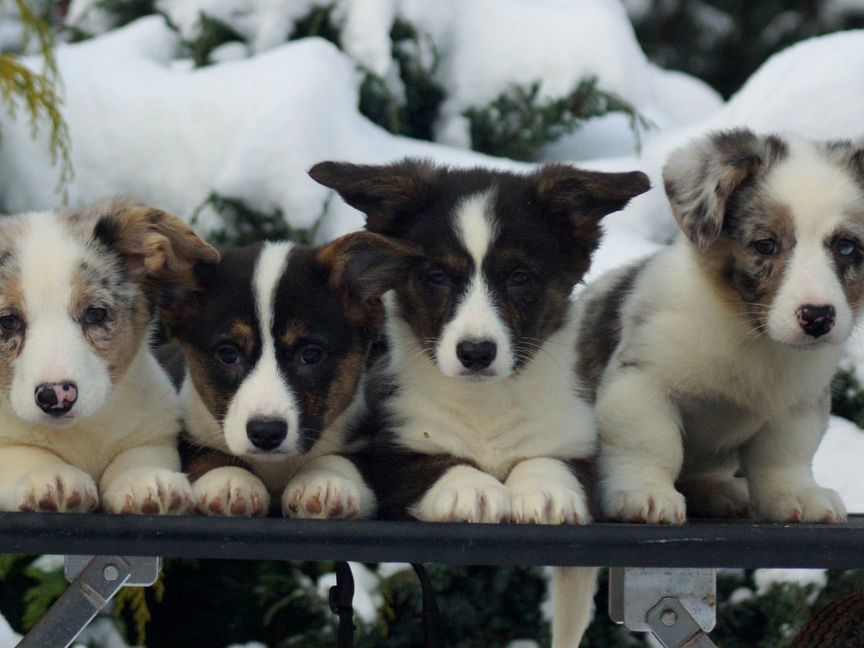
[815,417,864,513]
[0,614,20,648]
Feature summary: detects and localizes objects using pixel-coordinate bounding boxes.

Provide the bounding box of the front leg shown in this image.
[743,395,846,523]
[0,446,98,513]
[597,368,686,523]
[411,464,511,523]
[100,445,193,515]
[506,457,591,525]
[282,454,376,519]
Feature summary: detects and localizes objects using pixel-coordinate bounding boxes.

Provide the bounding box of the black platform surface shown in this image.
[0,513,862,569]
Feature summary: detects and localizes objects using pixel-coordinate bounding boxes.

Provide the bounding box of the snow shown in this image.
[753,569,827,600]
[0,614,20,648]
[317,563,382,624]
[815,417,864,513]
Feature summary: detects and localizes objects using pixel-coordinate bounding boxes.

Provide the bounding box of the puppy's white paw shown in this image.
[193,467,269,517]
[411,465,511,523]
[604,486,686,524]
[679,475,751,518]
[509,481,591,525]
[282,470,370,519]
[752,486,847,523]
[14,465,98,513]
[102,468,194,515]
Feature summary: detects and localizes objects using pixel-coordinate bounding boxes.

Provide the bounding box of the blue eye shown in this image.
[0,314,22,332]
[84,307,107,324]
[836,238,857,257]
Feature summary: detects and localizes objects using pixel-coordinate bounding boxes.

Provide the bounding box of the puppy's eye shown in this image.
[0,314,23,332]
[425,269,448,286]
[753,238,778,256]
[84,307,108,325]
[836,238,858,258]
[215,344,241,366]
[298,343,326,366]
[507,268,532,287]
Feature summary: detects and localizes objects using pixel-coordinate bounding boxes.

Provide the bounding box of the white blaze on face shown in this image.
[9,213,112,424]
[222,241,302,457]
[436,191,515,379]
[764,140,862,346]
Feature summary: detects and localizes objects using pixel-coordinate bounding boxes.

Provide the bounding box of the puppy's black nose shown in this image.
[797,304,836,338]
[246,418,288,451]
[35,382,77,415]
[456,340,497,370]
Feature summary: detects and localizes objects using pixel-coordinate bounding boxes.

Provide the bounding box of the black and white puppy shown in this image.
[0,200,218,514]
[161,233,416,518]
[576,129,860,524]
[310,159,650,647]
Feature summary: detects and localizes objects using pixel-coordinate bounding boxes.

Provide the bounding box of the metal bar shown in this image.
[16,557,136,648]
[646,598,719,648]
[0,513,863,569]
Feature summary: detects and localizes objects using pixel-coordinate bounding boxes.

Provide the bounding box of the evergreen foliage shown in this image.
[628,0,864,98]
[831,369,864,429]
[0,0,72,198]
[465,78,649,161]
[194,192,318,247]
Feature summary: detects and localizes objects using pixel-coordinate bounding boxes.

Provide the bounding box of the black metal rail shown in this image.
[1,513,863,569]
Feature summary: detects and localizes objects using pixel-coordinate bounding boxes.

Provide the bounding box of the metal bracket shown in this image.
[16,555,161,648]
[609,567,719,648]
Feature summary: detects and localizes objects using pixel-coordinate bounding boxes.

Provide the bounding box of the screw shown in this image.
[660,609,678,627]
[103,565,119,582]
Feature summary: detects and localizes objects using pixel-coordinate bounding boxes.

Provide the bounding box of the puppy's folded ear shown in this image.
[309,159,438,236]
[317,231,420,326]
[92,200,220,287]
[535,165,651,224]
[663,129,787,250]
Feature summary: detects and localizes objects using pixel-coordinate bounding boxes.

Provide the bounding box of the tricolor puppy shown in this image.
[0,200,218,514]
[310,159,650,648]
[576,128,859,524]
[161,233,416,518]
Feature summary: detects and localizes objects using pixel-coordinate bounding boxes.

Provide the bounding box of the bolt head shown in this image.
[103,565,119,582]
[660,608,678,627]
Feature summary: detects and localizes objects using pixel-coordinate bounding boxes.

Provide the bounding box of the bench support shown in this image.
[609,567,719,648]
[16,555,161,648]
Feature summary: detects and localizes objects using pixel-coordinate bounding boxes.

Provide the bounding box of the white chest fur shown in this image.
[384,307,596,481]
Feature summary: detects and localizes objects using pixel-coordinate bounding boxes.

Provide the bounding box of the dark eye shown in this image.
[753,238,778,256]
[215,344,241,366]
[508,268,532,287]
[298,343,326,366]
[0,314,22,332]
[836,238,858,258]
[84,307,107,325]
[425,269,448,286]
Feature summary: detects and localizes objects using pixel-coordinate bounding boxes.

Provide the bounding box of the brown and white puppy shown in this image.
[310,159,650,648]
[0,199,218,514]
[161,233,416,518]
[575,128,861,524]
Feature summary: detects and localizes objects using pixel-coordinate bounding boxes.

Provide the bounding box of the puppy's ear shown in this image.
[663,129,786,250]
[93,200,220,287]
[318,231,420,327]
[309,159,438,235]
[535,164,651,224]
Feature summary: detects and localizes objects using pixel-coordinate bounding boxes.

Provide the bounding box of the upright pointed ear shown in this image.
[663,129,786,251]
[535,165,651,223]
[317,231,421,327]
[92,200,220,287]
[309,159,438,235]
